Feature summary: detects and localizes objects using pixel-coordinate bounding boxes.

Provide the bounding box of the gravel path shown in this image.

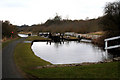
[2,38,26,79]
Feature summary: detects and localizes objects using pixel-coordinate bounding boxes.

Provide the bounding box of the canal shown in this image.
[31,41,113,64]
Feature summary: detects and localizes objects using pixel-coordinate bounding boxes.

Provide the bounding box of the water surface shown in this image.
[31,41,113,64]
[18,34,28,37]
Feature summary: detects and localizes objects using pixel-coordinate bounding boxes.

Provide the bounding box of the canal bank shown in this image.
[14,36,119,78]
[33,57,120,69]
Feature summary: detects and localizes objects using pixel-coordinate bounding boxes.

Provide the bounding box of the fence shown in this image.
[104,36,120,50]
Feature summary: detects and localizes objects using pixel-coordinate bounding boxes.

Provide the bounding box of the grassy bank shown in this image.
[26,36,78,41]
[25,36,51,41]
[30,62,119,78]
[14,41,119,78]
[14,43,51,77]
[88,31,104,35]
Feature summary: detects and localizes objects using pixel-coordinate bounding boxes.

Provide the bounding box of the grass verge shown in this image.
[14,42,119,78]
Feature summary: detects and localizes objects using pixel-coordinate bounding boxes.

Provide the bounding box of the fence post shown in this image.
[105,41,107,49]
[105,41,108,53]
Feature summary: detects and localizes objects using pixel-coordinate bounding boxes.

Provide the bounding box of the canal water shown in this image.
[18,34,28,37]
[31,41,113,64]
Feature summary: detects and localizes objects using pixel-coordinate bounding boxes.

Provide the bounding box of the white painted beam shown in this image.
[104,36,120,50]
[105,45,120,50]
[105,36,120,41]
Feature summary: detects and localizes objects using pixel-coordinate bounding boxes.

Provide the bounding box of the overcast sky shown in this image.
[0,0,115,26]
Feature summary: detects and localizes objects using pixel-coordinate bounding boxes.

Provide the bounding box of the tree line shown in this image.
[2,21,17,38]
[19,16,101,34]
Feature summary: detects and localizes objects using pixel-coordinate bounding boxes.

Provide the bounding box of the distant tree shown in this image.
[53,13,61,21]
[43,14,62,26]
[85,17,89,20]
[21,24,29,27]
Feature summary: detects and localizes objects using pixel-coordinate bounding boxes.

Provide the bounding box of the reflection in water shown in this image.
[18,34,28,37]
[31,41,113,64]
[24,41,32,43]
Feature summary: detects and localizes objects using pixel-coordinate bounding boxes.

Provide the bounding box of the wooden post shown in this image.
[105,48,108,54]
[105,41,108,53]
[105,41,108,49]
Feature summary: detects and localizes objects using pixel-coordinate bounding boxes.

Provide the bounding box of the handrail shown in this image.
[104,36,120,50]
[105,36,120,41]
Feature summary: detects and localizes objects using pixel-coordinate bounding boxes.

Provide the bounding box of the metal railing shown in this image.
[104,36,120,50]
